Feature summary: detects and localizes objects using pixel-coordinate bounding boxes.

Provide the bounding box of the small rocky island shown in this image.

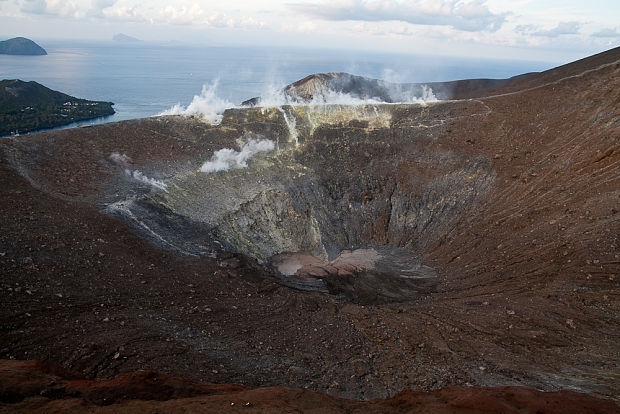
[0,37,47,55]
[0,79,115,136]
[112,33,141,43]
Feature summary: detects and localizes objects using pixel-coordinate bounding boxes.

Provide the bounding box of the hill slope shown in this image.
[241,71,530,105]
[243,46,620,105]
[0,79,114,136]
[0,37,46,55]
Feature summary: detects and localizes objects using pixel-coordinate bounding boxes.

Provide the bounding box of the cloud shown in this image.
[158,4,206,25]
[297,20,319,33]
[515,24,537,33]
[11,0,265,29]
[591,28,620,38]
[237,16,265,30]
[19,0,81,17]
[532,21,580,38]
[289,0,507,32]
[93,4,264,29]
[99,4,148,22]
[88,0,116,18]
[19,0,46,14]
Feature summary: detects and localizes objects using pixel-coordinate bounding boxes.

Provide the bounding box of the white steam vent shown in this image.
[159,81,234,125]
[158,74,439,127]
[125,169,168,192]
[109,152,131,166]
[200,138,275,173]
[109,152,168,192]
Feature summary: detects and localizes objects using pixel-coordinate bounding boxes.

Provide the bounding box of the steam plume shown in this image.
[159,81,234,124]
[200,138,275,173]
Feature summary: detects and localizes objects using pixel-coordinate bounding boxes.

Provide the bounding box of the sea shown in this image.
[0,39,559,132]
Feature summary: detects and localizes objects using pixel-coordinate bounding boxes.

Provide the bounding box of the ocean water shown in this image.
[0,40,558,130]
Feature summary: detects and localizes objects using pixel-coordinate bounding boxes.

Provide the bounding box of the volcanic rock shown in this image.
[1,360,617,413]
[0,47,618,408]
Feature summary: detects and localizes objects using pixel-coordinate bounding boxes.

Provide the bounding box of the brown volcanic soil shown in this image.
[450,46,620,98]
[0,47,619,411]
[1,360,618,413]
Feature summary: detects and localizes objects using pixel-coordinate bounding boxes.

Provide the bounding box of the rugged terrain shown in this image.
[0,79,115,136]
[0,47,618,411]
[1,360,618,413]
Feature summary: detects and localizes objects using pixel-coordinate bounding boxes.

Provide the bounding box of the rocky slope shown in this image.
[0,47,618,410]
[0,37,47,55]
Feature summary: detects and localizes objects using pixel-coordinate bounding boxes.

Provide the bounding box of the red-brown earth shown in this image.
[0,47,618,412]
[1,360,618,413]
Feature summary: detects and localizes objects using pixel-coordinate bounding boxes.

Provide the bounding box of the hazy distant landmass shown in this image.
[0,79,114,136]
[113,33,141,43]
[0,37,47,55]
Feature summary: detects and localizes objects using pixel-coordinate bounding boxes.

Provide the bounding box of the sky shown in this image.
[1,0,619,62]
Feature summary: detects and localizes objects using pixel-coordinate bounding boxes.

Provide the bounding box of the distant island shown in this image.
[112,33,141,43]
[0,79,114,136]
[0,37,47,55]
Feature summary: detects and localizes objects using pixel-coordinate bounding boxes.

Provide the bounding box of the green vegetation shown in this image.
[0,79,114,136]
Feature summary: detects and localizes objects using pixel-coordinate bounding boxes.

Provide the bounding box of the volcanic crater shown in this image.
[0,48,619,411]
[103,102,490,303]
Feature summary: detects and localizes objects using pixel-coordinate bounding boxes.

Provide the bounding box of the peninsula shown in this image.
[0,79,114,136]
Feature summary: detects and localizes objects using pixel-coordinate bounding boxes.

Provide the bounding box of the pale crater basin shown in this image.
[270,246,437,302]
